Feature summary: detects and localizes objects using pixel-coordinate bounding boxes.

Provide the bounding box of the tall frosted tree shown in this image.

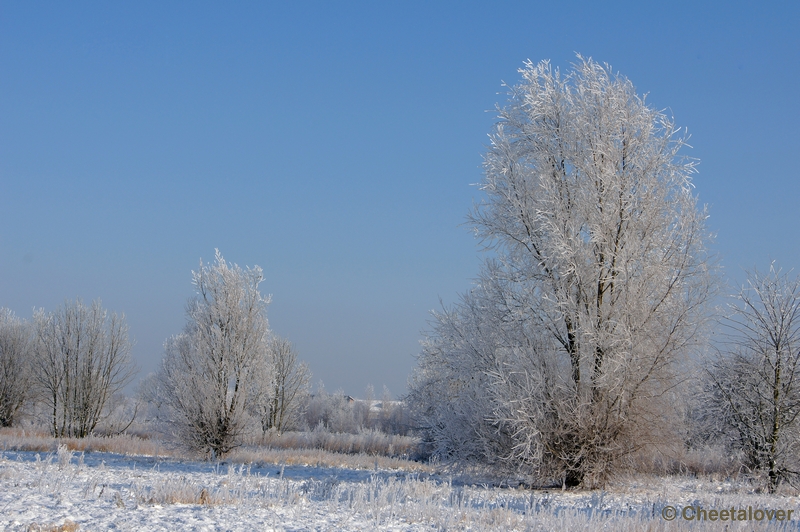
[157,250,272,457]
[408,57,716,487]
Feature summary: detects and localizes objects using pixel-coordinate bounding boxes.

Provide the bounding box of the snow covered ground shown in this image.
[2,446,800,531]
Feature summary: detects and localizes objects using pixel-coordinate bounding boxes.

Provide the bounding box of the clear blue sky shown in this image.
[1,1,798,397]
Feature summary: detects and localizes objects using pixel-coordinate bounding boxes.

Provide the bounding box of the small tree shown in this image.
[33,299,135,437]
[706,266,800,492]
[256,336,310,434]
[157,250,272,456]
[0,309,33,427]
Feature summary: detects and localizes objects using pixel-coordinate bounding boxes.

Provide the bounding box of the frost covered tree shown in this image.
[157,250,272,456]
[255,336,310,434]
[408,57,715,487]
[0,309,33,427]
[705,266,800,493]
[33,300,135,437]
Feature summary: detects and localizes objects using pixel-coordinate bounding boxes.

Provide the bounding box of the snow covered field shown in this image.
[2,446,800,531]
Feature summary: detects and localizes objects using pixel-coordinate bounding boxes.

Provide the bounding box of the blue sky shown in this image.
[1,1,798,397]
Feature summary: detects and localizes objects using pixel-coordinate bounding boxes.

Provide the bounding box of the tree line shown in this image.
[0,248,413,461]
[0,250,317,454]
[0,301,135,436]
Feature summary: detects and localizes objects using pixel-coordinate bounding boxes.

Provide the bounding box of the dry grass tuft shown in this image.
[135,477,220,506]
[251,428,419,458]
[625,443,744,481]
[227,446,431,472]
[26,519,79,532]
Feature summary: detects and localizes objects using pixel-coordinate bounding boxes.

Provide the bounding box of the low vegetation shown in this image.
[3,443,799,531]
[0,425,424,472]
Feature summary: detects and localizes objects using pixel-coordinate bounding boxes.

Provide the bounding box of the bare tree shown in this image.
[256,336,310,434]
[408,56,716,487]
[705,266,800,492]
[0,309,33,427]
[156,250,272,457]
[33,299,135,437]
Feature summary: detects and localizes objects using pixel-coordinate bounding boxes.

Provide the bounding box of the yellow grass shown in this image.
[0,427,429,472]
[0,427,172,457]
[26,519,79,532]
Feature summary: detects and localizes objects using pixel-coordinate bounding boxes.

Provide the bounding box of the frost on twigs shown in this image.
[407,55,716,488]
[153,250,273,458]
[33,300,136,438]
[702,266,800,493]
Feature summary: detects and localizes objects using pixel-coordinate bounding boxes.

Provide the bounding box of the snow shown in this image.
[3,447,800,531]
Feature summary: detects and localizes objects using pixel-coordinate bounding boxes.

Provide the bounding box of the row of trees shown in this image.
[1,249,417,460]
[142,251,417,453]
[406,56,800,492]
[0,301,135,436]
[0,251,314,456]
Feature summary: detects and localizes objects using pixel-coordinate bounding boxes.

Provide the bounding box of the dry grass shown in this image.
[249,427,419,458]
[0,427,174,457]
[135,479,216,506]
[625,443,745,481]
[227,445,432,472]
[0,426,429,473]
[279,429,410,454]
[26,520,79,532]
